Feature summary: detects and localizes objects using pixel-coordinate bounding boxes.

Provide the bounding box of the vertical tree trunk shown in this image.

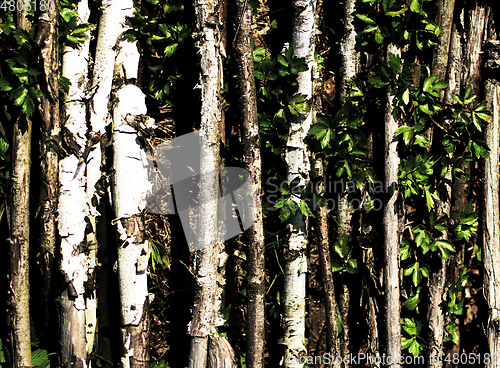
[482,35,500,368]
[188,1,234,367]
[336,1,357,361]
[443,11,465,367]
[310,1,340,362]
[282,1,316,367]
[9,6,32,368]
[86,1,131,363]
[35,0,60,327]
[110,2,152,366]
[234,1,265,367]
[426,3,455,366]
[312,155,340,367]
[383,42,402,368]
[58,0,92,366]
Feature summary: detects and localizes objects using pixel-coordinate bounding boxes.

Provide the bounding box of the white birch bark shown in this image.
[110,3,152,366]
[88,0,131,216]
[187,1,235,367]
[282,1,315,367]
[58,1,92,365]
[383,42,402,368]
[85,1,132,359]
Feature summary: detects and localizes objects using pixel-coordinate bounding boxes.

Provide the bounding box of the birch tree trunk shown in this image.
[336,0,357,361]
[58,0,92,366]
[85,1,132,361]
[112,83,152,368]
[35,0,59,326]
[482,35,500,368]
[282,1,316,367]
[234,1,265,367]
[9,7,32,368]
[188,1,235,367]
[383,42,402,368]
[108,1,152,366]
[88,0,129,262]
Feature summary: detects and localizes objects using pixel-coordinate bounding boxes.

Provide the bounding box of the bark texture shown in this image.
[282,1,316,367]
[443,12,465,367]
[59,1,94,366]
[312,156,340,366]
[9,9,33,368]
[383,42,402,368]
[112,33,153,366]
[35,0,60,324]
[337,1,357,358]
[483,37,500,368]
[426,2,455,362]
[234,1,265,367]
[188,1,235,367]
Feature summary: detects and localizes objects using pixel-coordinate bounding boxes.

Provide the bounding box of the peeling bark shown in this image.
[59,0,93,366]
[234,1,265,367]
[282,1,316,367]
[112,37,152,365]
[188,1,234,367]
[383,42,402,368]
[482,36,500,368]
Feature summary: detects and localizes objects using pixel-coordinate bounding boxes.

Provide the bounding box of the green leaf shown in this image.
[164,43,178,57]
[420,266,429,278]
[412,267,422,286]
[72,23,93,34]
[438,246,450,260]
[402,88,410,105]
[299,200,314,218]
[355,14,375,24]
[279,206,290,222]
[346,259,358,274]
[332,259,343,273]
[464,85,473,99]
[401,336,413,349]
[433,80,448,90]
[277,54,288,67]
[67,34,87,43]
[12,86,28,106]
[404,296,420,311]
[409,0,421,12]
[0,78,12,92]
[419,104,433,115]
[423,75,438,93]
[453,94,463,105]
[23,96,35,117]
[434,239,455,252]
[362,24,378,34]
[309,123,328,140]
[408,340,421,356]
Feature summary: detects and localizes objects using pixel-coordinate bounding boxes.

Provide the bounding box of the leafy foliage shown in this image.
[0,12,42,117]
